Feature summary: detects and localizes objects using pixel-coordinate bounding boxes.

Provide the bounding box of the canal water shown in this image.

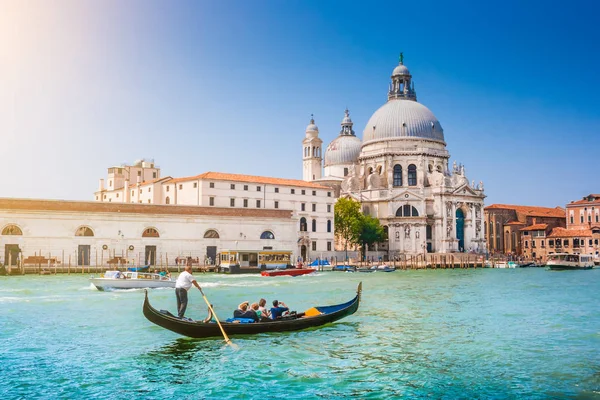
[1,268,599,399]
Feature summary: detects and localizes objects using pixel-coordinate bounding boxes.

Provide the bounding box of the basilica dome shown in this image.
[362,99,445,143]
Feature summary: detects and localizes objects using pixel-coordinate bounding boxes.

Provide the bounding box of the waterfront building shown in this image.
[94,163,335,262]
[314,57,486,256]
[483,204,565,256]
[0,198,296,267]
[566,194,600,229]
[522,194,600,261]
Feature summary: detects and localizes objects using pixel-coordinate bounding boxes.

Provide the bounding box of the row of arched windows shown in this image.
[1,224,276,240]
[393,164,417,187]
[205,229,275,239]
[299,218,332,233]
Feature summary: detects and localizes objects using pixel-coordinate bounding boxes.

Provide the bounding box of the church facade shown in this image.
[305,56,486,256]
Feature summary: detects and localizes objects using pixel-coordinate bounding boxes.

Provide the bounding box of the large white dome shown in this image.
[362,99,445,143]
[324,135,362,166]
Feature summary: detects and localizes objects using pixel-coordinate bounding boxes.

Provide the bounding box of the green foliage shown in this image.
[334,198,362,256]
[335,197,386,260]
[359,215,386,258]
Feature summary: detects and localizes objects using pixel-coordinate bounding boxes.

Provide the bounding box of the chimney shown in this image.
[99,179,104,192]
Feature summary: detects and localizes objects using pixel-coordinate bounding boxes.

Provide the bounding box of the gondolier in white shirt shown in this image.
[175,262,203,319]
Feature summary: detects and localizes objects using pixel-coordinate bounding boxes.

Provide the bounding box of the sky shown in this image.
[1,0,598,208]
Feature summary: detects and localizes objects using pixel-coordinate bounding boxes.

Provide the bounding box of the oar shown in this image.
[199,288,237,349]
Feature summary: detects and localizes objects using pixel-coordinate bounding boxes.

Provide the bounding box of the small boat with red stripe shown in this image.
[260,268,316,277]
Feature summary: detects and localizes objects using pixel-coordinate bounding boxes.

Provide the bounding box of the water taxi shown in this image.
[90,270,175,291]
[546,253,594,271]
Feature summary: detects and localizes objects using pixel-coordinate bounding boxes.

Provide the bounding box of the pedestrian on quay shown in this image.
[175,261,203,320]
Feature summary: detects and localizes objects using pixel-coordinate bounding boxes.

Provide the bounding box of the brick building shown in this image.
[484,204,565,256]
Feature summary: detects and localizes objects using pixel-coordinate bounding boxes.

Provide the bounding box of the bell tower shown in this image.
[302,115,323,181]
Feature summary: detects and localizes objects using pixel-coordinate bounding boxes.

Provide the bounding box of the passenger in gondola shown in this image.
[258,298,271,320]
[270,300,289,320]
[233,301,259,322]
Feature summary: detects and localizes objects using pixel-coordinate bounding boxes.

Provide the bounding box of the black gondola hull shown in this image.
[143,283,361,339]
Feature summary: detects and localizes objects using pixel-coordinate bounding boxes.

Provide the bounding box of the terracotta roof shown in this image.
[548,227,592,238]
[485,204,565,218]
[520,223,548,231]
[167,172,330,189]
[0,198,293,219]
[567,194,600,206]
[505,221,525,226]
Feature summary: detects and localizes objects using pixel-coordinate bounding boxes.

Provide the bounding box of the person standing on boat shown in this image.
[175,263,203,319]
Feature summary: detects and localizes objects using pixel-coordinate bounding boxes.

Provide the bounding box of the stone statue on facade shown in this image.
[404,224,411,238]
[478,181,484,191]
[446,224,452,238]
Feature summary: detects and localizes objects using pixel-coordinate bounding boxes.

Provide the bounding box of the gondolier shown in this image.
[175,263,203,319]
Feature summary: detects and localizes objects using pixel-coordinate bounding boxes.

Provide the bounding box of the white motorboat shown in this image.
[546,253,594,271]
[90,270,176,291]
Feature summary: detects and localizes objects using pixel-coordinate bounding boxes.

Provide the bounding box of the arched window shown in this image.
[327,220,332,233]
[142,227,160,238]
[312,219,317,232]
[260,231,275,240]
[393,165,402,186]
[165,196,170,204]
[75,226,94,237]
[368,167,373,175]
[204,229,219,238]
[377,165,382,174]
[383,225,389,241]
[395,205,419,217]
[344,168,349,176]
[300,217,307,232]
[408,164,417,186]
[2,225,22,235]
[363,206,370,216]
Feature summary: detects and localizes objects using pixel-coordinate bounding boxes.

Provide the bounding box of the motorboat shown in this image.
[546,253,594,271]
[90,270,175,291]
[357,264,396,273]
[260,268,316,277]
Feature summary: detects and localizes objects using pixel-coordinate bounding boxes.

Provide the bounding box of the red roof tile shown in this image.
[168,172,330,189]
[505,221,525,226]
[484,204,565,218]
[0,198,293,219]
[520,223,548,231]
[548,227,592,238]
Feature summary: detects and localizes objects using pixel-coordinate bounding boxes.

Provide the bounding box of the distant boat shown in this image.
[90,270,175,291]
[260,268,316,277]
[358,265,395,273]
[546,253,594,271]
[332,265,357,272]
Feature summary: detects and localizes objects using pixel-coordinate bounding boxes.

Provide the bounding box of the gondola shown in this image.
[143,282,362,339]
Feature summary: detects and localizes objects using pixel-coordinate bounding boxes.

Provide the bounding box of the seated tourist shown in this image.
[233,301,259,322]
[270,300,289,320]
[258,298,271,320]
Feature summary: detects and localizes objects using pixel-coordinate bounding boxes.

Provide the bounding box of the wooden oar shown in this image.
[199,288,237,349]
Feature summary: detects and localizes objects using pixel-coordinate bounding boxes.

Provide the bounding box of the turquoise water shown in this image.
[1,269,600,399]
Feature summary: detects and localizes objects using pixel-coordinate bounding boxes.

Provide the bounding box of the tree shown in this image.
[334,197,362,261]
[358,215,386,261]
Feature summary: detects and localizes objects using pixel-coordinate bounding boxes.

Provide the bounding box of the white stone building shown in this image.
[312,56,486,255]
[94,166,336,261]
[0,198,297,267]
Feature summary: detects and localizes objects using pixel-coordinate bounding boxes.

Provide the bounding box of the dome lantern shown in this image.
[388,53,417,102]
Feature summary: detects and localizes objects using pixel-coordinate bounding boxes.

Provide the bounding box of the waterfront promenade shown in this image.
[1,269,599,399]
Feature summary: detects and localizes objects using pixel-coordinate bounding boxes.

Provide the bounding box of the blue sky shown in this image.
[1,0,598,207]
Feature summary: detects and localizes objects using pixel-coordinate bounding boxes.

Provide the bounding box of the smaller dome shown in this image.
[392,64,410,76]
[324,135,362,166]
